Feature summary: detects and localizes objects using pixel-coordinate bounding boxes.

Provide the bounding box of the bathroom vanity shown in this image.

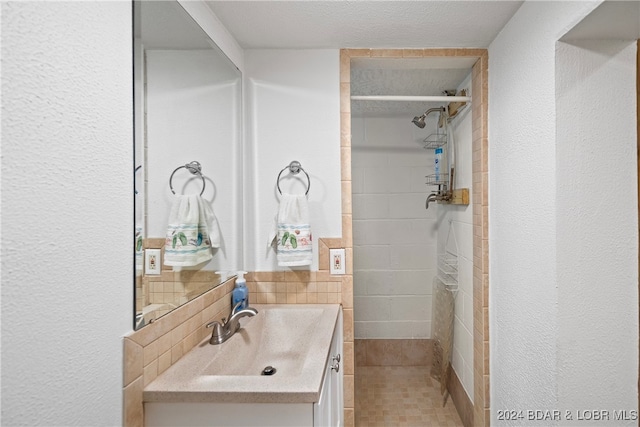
[144,304,343,426]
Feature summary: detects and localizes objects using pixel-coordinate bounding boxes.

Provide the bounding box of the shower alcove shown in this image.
[342,49,488,427]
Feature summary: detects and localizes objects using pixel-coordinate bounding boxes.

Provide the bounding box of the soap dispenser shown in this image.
[232,271,248,310]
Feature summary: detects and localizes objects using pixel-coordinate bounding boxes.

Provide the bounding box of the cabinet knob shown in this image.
[331,362,340,373]
[332,354,341,363]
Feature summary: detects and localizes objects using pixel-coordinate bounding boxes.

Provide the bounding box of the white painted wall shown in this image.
[351,115,438,339]
[556,39,637,422]
[1,2,132,425]
[243,50,341,271]
[436,72,474,400]
[146,50,242,272]
[489,1,639,423]
[181,0,244,73]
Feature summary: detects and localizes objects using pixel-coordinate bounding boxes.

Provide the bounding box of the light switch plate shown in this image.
[329,248,346,275]
[145,249,162,275]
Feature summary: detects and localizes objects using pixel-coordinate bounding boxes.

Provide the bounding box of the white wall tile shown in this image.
[389,167,413,194]
[390,270,435,295]
[363,321,420,339]
[453,317,472,371]
[351,116,365,145]
[351,167,364,194]
[454,291,464,323]
[389,296,431,321]
[355,320,431,339]
[388,219,437,244]
[409,166,433,192]
[388,148,433,167]
[353,275,368,296]
[361,270,395,296]
[363,167,391,194]
[353,220,392,246]
[352,194,389,219]
[354,245,390,270]
[408,321,431,338]
[447,204,473,226]
[390,244,437,270]
[351,148,390,167]
[354,296,390,321]
[452,347,464,382]
[463,292,474,333]
[463,362,474,400]
[451,221,473,261]
[354,320,369,339]
[363,117,408,147]
[389,194,434,219]
[353,115,442,340]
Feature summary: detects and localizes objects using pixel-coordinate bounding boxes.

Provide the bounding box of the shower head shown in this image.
[411,107,446,128]
[412,115,426,128]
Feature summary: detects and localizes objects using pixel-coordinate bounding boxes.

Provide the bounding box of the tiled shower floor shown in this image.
[355,366,464,427]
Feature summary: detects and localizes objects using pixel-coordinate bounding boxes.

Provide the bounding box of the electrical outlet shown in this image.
[145,249,161,275]
[329,248,346,275]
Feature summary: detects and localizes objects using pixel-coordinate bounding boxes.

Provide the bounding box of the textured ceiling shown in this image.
[206,1,521,116]
[206,1,523,49]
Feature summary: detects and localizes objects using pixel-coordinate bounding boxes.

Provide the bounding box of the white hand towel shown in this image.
[164,195,221,267]
[135,192,144,274]
[268,194,312,267]
[135,225,144,274]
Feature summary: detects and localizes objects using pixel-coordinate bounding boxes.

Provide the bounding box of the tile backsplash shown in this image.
[123,238,356,427]
[124,278,236,426]
[137,238,221,319]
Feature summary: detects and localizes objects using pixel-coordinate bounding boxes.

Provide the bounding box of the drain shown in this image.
[261,366,276,376]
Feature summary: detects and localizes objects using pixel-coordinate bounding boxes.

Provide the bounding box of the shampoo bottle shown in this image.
[435,147,443,182]
[232,271,248,310]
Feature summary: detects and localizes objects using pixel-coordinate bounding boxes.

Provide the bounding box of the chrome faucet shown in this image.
[426,191,452,209]
[206,302,258,345]
[426,193,439,209]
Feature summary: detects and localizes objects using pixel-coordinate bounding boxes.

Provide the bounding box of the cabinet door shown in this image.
[314,361,330,427]
[314,308,344,427]
[329,310,343,427]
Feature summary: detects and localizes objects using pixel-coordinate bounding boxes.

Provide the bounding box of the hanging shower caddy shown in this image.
[420,92,470,209]
[438,220,459,292]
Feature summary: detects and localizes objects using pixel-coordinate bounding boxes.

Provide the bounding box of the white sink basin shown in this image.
[204,306,327,377]
[144,304,340,404]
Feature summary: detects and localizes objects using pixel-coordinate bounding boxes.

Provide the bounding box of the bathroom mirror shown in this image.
[133,0,242,330]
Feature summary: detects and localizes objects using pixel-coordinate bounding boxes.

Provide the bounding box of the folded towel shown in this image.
[268,193,312,266]
[164,195,220,267]
[135,192,144,274]
[135,225,144,274]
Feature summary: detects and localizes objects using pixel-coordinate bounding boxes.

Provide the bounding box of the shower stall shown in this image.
[350,56,476,424]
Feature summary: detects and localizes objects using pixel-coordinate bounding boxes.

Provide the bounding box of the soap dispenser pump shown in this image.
[232,271,248,310]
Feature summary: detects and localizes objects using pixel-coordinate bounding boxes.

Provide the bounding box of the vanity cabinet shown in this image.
[144,306,343,427]
[314,310,344,427]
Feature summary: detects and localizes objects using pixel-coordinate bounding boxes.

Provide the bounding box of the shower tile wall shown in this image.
[352,115,438,339]
[436,72,475,401]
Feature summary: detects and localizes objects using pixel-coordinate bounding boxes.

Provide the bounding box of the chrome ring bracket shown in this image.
[276,160,310,195]
[169,161,206,196]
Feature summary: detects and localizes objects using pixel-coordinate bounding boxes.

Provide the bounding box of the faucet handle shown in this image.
[231,301,243,316]
[206,320,226,345]
[206,320,221,329]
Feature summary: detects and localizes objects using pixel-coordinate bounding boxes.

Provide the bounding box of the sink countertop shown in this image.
[143,304,341,404]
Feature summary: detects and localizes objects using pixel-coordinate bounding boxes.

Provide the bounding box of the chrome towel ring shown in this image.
[169,161,205,196]
[276,160,310,195]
